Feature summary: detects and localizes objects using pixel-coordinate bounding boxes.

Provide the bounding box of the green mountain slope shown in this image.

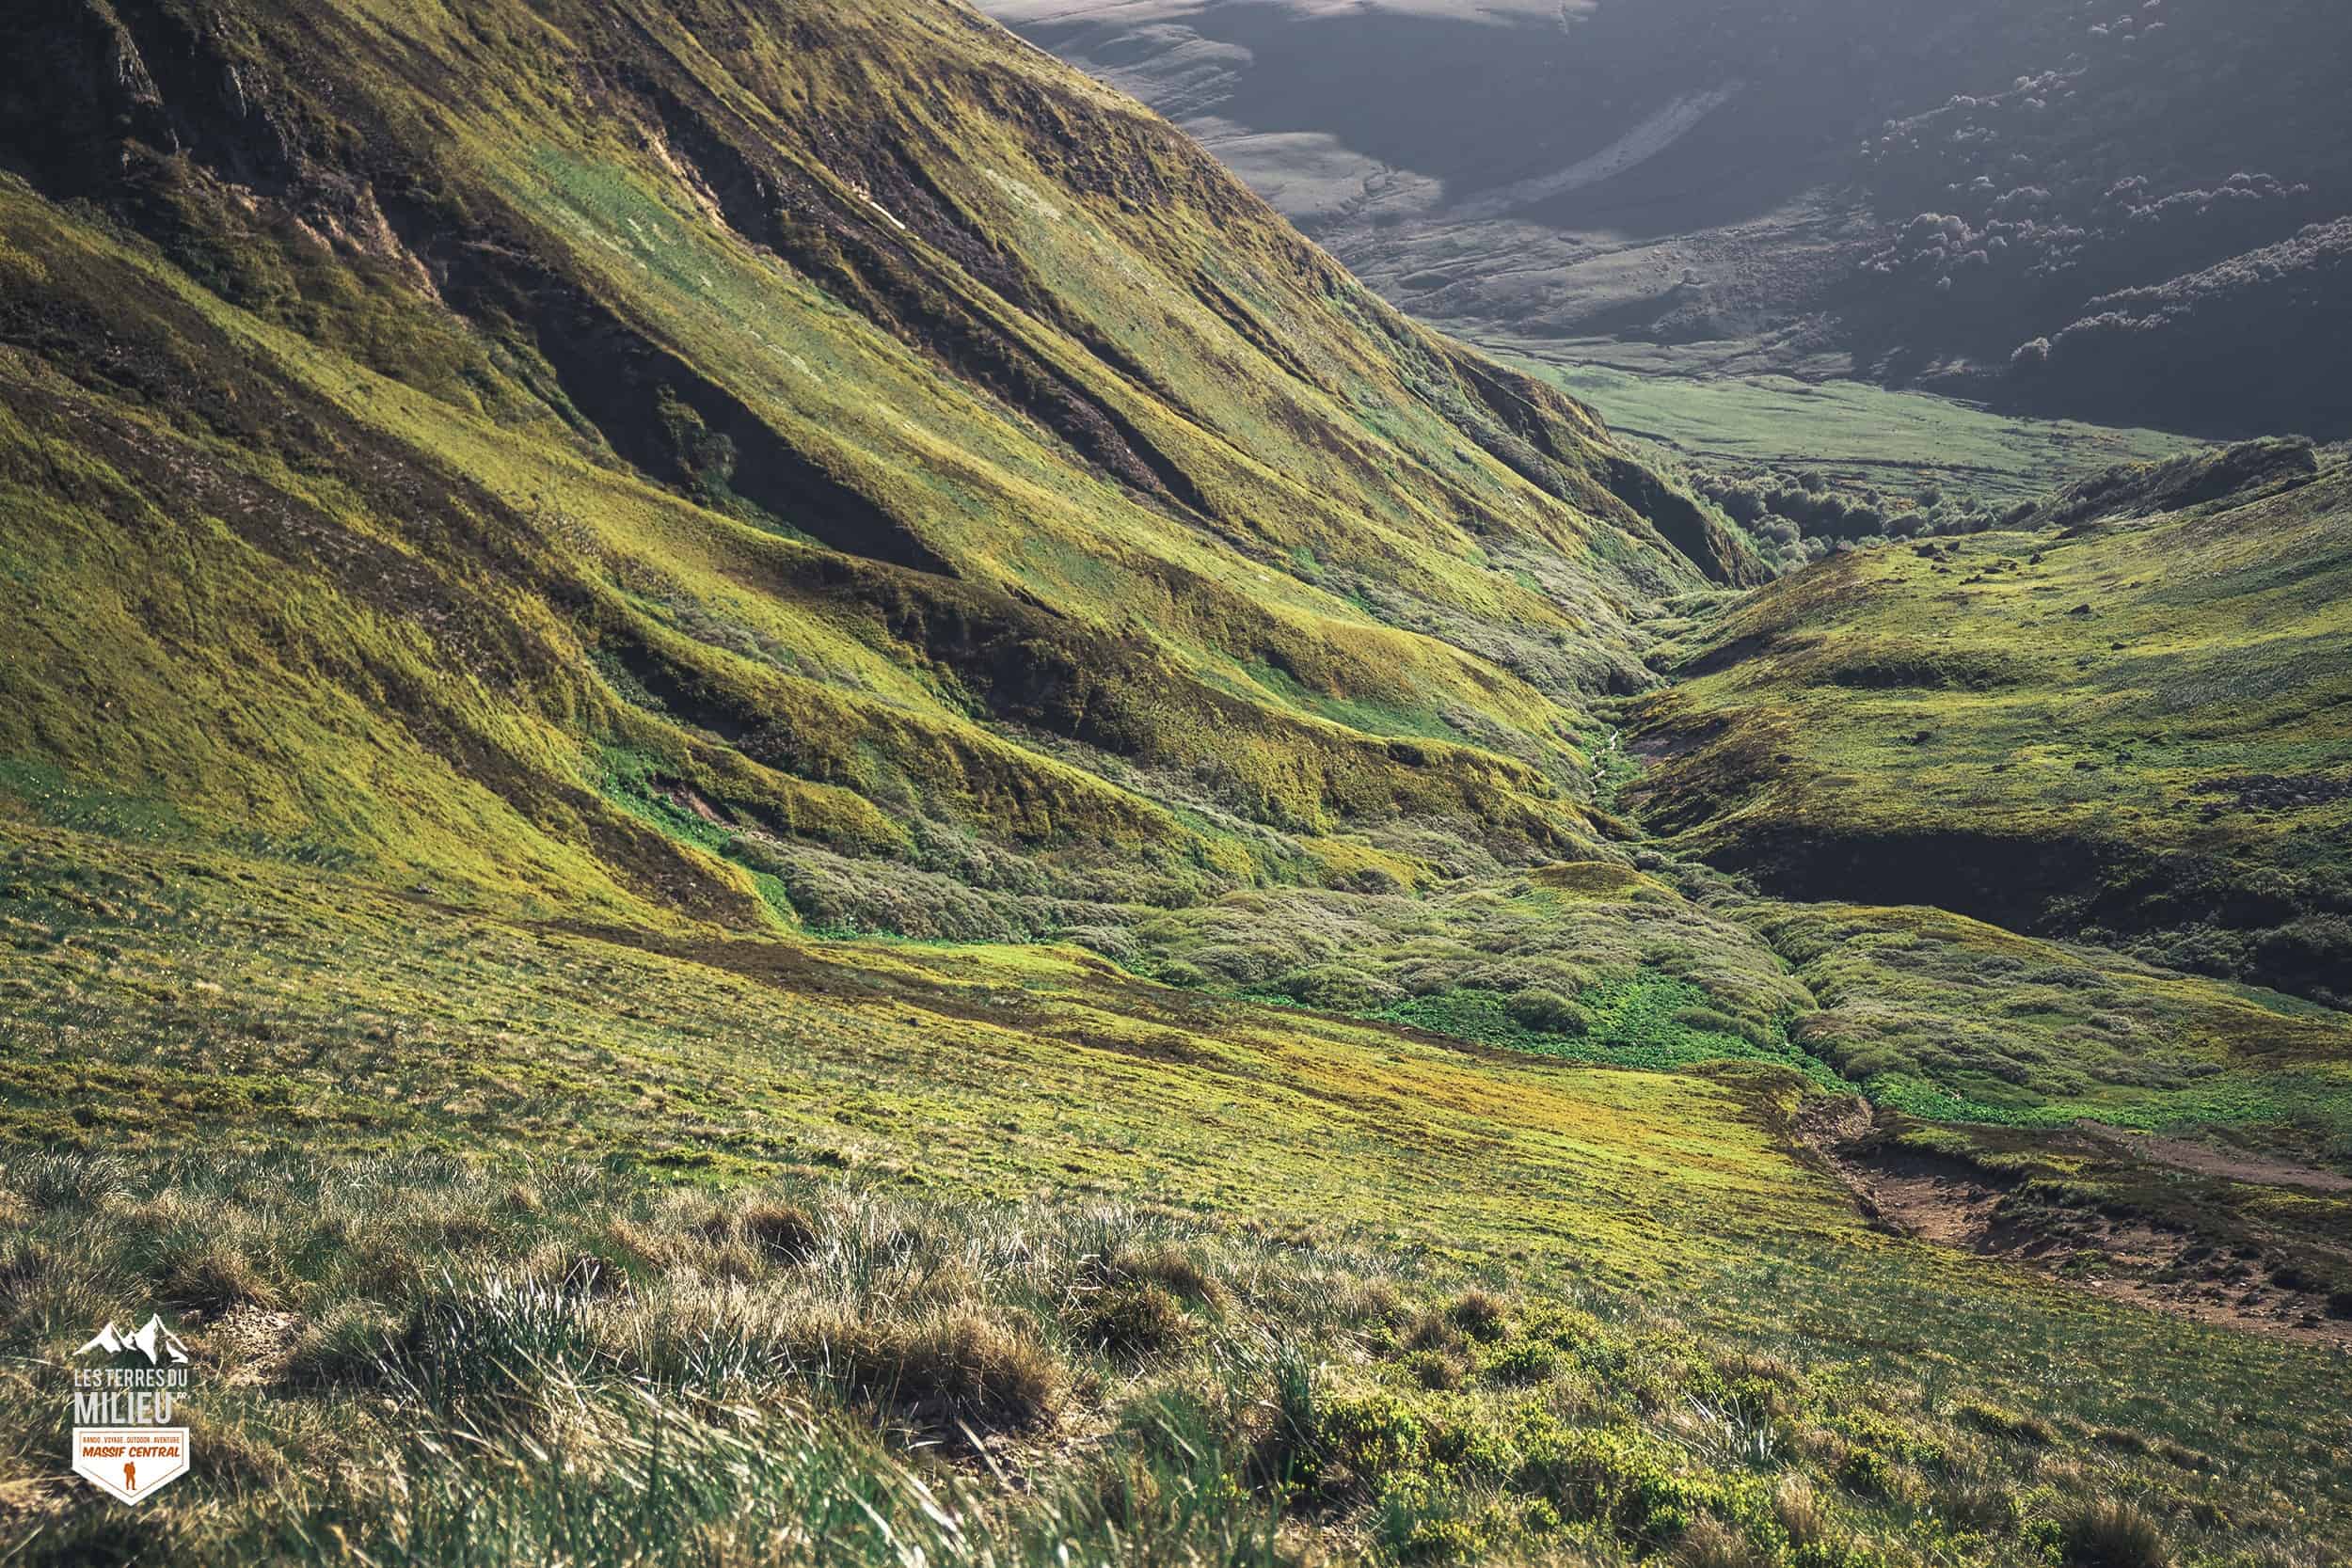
[8,821,2350,1564]
[1629,441,2352,1005]
[1,4,2349,1565]
[0,0,1767,937]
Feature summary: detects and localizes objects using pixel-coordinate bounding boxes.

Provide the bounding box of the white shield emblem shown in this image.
[72,1427,190,1505]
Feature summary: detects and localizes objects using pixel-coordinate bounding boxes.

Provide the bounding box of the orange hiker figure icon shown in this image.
[124,1460,136,1493]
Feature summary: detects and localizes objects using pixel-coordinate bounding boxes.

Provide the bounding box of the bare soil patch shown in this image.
[1799,1100,2352,1349]
[2079,1126,2352,1195]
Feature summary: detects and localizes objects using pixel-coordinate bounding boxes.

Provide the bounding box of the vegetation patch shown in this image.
[1373,974,1846,1088]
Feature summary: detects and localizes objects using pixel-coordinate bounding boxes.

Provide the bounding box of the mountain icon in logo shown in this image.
[75,1315,190,1367]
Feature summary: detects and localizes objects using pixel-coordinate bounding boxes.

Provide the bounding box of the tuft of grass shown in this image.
[1955,1401,2055,1447]
[1772,1475,1832,1552]
[728,1198,821,1262]
[283,1301,400,1389]
[153,1237,284,1317]
[1446,1289,1510,1342]
[1675,1515,1769,1568]
[1062,1278,1188,1358]
[2058,1497,2170,1568]
[863,1309,1065,1433]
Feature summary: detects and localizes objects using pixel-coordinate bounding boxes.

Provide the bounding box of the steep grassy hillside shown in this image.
[0,0,1764,940]
[1629,442,2352,1005]
[3,3,2350,1565]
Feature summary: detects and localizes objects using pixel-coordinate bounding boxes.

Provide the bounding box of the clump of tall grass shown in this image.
[2058,1497,2169,1568]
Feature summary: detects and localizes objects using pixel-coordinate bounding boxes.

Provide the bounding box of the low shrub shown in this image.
[1480,1337,1560,1386]
[1519,1425,1712,1544]
[1673,1006,1749,1038]
[1319,1389,1431,1481]
[1955,1402,2053,1446]
[1059,925,1143,966]
[1279,963,1406,1012]
[1836,1447,1895,1497]
[1507,989,1591,1035]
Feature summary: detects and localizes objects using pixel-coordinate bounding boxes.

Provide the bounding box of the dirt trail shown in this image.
[1799,1101,2352,1350]
[2078,1126,2352,1194]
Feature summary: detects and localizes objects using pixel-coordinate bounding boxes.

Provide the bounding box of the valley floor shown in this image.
[1511,359,2195,510]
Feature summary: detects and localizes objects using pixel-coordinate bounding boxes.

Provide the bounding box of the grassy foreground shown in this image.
[4,823,2350,1565]
[8,1148,2340,1568]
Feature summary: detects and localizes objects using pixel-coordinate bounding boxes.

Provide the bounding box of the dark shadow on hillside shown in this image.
[1012,0,2046,242]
